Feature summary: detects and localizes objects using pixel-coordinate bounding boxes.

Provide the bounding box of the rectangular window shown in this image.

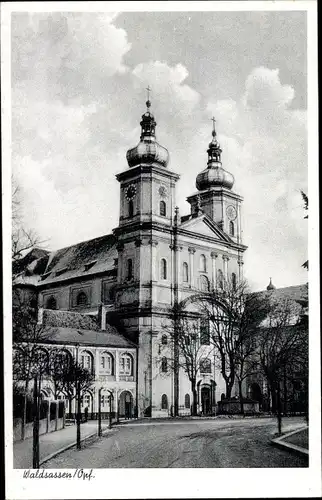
[200,319,210,345]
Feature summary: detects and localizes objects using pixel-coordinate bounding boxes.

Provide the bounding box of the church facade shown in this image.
[14,97,250,418]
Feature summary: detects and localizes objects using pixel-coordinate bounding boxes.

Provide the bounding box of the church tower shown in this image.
[187,119,243,244]
[113,91,180,416]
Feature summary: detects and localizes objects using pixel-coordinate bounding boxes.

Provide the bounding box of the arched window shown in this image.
[34,348,50,375]
[221,393,226,401]
[161,357,168,373]
[183,262,189,283]
[200,275,210,291]
[231,272,237,290]
[76,291,88,306]
[161,334,168,345]
[119,353,133,376]
[100,352,114,375]
[128,200,134,218]
[52,349,72,370]
[217,269,224,289]
[185,393,190,409]
[80,351,93,372]
[127,259,133,280]
[82,393,91,409]
[160,259,167,280]
[161,394,168,409]
[200,358,211,374]
[200,318,210,345]
[229,221,235,237]
[46,296,57,310]
[160,200,166,217]
[200,254,207,271]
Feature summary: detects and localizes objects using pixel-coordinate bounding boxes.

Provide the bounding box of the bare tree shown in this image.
[52,355,94,448]
[12,177,42,262]
[12,289,52,440]
[158,305,215,416]
[257,297,308,434]
[196,278,268,404]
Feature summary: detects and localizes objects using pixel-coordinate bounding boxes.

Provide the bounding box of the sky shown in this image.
[11,9,308,291]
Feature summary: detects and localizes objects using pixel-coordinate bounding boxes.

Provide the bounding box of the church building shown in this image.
[14,96,249,418]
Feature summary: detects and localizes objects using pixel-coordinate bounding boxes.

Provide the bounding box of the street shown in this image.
[43,417,308,468]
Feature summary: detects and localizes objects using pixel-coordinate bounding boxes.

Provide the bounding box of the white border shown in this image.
[2,1,320,499]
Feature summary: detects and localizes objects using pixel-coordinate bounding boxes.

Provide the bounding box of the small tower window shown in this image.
[185,393,190,409]
[76,291,88,306]
[217,269,224,290]
[128,200,134,218]
[229,221,235,236]
[127,259,133,280]
[200,275,210,292]
[200,254,207,272]
[200,318,210,345]
[160,259,167,280]
[161,357,168,373]
[160,200,166,217]
[161,394,168,410]
[200,358,211,374]
[231,272,237,291]
[183,262,189,283]
[161,335,168,345]
[46,296,57,310]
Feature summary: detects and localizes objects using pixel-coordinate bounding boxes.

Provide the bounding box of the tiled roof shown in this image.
[44,327,136,349]
[42,309,136,348]
[258,284,308,304]
[40,234,117,285]
[43,309,100,331]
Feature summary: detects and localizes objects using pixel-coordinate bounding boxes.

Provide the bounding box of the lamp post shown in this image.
[108,393,113,429]
[75,343,81,450]
[32,375,39,469]
[98,387,103,437]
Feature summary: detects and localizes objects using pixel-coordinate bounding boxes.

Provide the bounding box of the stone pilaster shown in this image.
[210,252,218,290]
[188,247,196,288]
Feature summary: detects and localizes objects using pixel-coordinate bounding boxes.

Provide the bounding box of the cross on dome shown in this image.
[146,85,152,109]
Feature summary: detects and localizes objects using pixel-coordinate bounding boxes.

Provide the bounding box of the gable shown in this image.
[179,215,232,243]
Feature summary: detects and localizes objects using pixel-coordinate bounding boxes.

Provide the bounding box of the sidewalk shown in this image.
[13,420,110,469]
[271,425,309,458]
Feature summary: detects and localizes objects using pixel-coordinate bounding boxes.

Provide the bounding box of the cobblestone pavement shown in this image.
[43,416,308,468]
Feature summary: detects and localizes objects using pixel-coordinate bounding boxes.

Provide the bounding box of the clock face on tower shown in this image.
[226,205,237,221]
[158,185,167,197]
[125,184,137,201]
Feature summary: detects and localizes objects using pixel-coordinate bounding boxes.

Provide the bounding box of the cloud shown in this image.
[205,67,307,289]
[11,11,307,290]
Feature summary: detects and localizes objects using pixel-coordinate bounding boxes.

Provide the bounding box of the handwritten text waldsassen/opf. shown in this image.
[23,469,95,480]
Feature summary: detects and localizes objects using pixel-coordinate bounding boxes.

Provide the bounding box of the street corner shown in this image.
[270,426,309,459]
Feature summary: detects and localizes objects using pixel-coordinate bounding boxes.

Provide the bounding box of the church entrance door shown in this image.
[201,386,211,415]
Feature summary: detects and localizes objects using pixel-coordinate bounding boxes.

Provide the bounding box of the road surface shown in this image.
[43,417,308,468]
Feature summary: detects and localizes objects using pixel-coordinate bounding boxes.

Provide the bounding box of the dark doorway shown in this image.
[249,383,262,406]
[201,386,211,415]
[119,391,133,419]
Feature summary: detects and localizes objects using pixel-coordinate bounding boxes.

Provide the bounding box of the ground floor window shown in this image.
[161,394,168,409]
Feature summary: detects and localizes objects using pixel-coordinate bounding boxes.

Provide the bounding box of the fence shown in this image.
[13,399,65,442]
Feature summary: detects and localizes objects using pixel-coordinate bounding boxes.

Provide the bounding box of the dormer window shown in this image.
[46,296,57,310]
[55,267,68,277]
[84,261,97,272]
[76,291,88,306]
[41,272,51,281]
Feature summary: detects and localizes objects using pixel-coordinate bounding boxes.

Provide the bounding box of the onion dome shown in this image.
[126,91,169,168]
[266,277,276,291]
[196,118,234,191]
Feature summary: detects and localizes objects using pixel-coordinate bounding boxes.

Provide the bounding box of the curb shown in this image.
[39,426,112,466]
[270,426,309,459]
